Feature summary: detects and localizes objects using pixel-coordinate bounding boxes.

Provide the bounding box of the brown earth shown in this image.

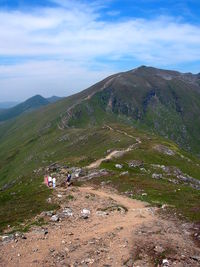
[0,185,200,267]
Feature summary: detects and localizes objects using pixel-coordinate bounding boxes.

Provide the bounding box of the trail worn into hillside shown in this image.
[87,125,141,169]
[1,185,200,267]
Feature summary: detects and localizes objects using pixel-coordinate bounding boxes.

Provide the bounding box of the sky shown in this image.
[1,0,200,101]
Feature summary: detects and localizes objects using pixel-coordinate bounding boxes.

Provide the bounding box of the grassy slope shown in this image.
[0,116,200,232]
[0,95,49,122]
[0,67,200,232]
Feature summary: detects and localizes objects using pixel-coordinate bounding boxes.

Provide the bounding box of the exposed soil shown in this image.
[87,125,141,169]
[0,185,200,267]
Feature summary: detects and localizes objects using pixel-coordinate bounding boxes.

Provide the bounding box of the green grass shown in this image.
[0,175,58,233]
[0,78,200,233]
[0,122,200,232]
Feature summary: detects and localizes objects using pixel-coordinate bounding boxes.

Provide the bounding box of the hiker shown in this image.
[44,175,48,186]
[66,172,72,186]
[52,177,56,188]
[48,175,53,187]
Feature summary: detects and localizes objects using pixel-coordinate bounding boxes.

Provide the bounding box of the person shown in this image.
[52,177,56,188]
[44,175,48,186]
[66,172,72,186]
[48,175,53,187]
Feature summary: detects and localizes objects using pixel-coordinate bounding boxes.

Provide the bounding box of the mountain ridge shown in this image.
[60,66,200,154]
[0,95,63,122]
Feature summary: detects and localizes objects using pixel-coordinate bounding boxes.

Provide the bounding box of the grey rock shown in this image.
[0,234,14,243]
[62,208,73,217]
[152,173,163,179]
[50,215,59,222]
[191,255,200,262]
[154,144,175,156]
[128,160,143,168]
[96,211,109,217]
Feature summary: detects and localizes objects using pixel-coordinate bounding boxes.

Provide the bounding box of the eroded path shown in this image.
[87,125,141,169]
[0,185,200,267]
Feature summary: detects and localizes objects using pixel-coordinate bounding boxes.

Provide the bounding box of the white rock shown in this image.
[96,211,109,217]
[81,209,91,219]
[63,208,73,217]
[115,164,123,169]
[162,259,169,266]
[50,215,59,222]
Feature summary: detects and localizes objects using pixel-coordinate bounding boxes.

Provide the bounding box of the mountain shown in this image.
[0,95,51,122]
[0,66,200,233]
[0,95,63,122]
[0,101,19,109]
[47,95,63,103]
[62,66,200,155]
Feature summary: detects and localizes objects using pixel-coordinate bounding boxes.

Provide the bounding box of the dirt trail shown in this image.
[1,185,200,267]
[87,125,141,169]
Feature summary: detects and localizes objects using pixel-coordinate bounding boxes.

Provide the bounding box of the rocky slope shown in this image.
[64,66,200,155]
[1,185,200,267]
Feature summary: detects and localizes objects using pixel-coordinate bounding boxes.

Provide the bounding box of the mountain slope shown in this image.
[63,66,200,154]
[47,96,63,103]
[0,95,49,122]
[0,66,200,232]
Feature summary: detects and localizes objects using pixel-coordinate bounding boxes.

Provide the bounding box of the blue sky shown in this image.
[0,0,200,101]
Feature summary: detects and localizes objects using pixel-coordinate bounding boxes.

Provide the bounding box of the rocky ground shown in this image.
[0,184,200,267]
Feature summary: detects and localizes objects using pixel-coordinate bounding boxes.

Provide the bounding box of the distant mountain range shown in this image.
[0,95,62,122]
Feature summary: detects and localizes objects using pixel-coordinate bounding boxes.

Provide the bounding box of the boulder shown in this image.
[152,173,163,179]
[154,144,175,156]
[62,208,73,217]
[50,215,59,222]
[0,234,14,243]
[128,160,143,168]
[81,209,91,219]
[96,211,109,216]
[115,164,123,169]
[162,259,169,266]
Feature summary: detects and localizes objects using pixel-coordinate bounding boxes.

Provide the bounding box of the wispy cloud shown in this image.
[0,0,200,100]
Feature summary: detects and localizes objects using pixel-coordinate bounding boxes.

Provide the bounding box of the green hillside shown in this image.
[0,66,200,232]
[65,66,200,155]
[0,95,63,123]
[0,95,50,122]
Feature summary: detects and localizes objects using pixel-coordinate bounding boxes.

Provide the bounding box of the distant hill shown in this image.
[0,95,49,122]
[0,95,62,122]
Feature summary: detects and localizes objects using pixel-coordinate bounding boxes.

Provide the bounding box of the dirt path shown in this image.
[1,185,200,267]
[87,125,141,169]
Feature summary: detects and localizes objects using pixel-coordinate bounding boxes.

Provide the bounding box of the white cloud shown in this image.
[0,60,115,101]
[0,1,200,100]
